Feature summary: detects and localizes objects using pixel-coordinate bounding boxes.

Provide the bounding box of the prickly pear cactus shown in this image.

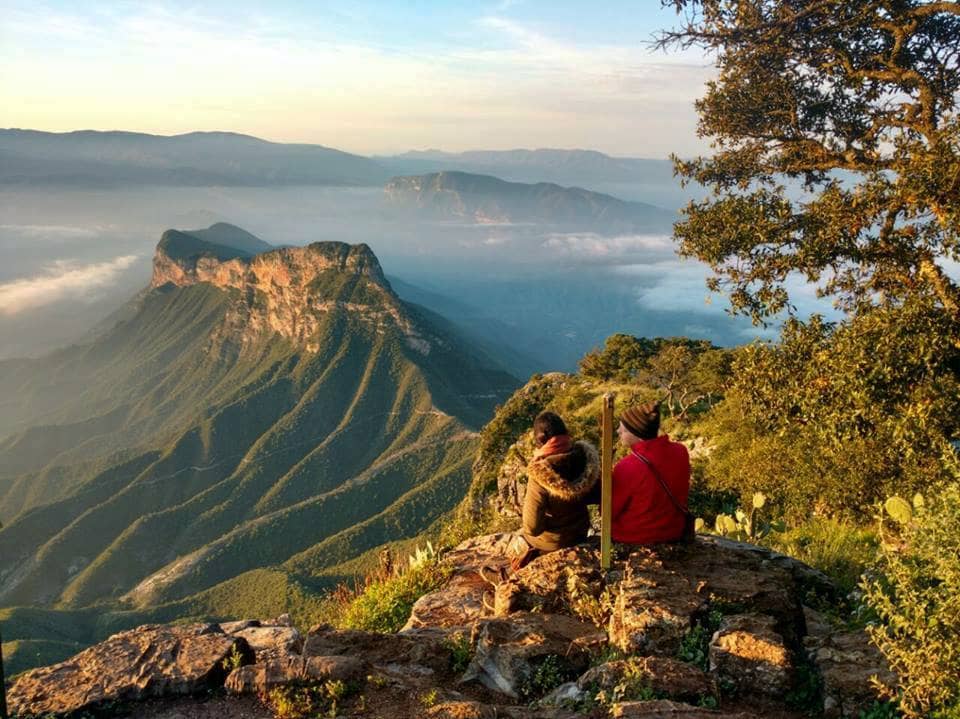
[884,496,914,524]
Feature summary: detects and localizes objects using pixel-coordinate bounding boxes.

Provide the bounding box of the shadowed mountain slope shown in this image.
[384,171,675,233]
[0,225,517,614]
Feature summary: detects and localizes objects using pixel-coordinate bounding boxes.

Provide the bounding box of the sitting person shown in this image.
[611,402,690,545]
[513,411,599,571]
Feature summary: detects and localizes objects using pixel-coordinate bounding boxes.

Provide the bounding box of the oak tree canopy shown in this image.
[658,0,960,331]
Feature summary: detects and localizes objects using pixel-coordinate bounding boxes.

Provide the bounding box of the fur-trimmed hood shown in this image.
[526,440,599,501]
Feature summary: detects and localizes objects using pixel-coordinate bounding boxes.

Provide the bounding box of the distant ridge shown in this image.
[385,170,675,233]
[0,129,388,187]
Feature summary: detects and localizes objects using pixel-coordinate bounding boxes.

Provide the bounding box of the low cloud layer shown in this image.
[0,255,139,315]
[542,233,676,261]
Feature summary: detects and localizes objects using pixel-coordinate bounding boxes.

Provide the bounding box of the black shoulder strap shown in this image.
[631,450,690,515]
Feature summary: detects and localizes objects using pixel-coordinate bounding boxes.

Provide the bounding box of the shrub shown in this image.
[338,543,451,633]
[863,479,960,717]
[700,302,960,520]
[263,680,351,719]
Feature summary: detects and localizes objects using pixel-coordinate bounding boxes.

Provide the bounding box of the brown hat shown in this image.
[620,402,660,439]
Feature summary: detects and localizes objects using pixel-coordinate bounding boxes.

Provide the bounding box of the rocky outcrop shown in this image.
[6,623,253,717]
[7,534,887,719]
[150,230,433,355]
[404,533,528,630]
[462,612,605,699]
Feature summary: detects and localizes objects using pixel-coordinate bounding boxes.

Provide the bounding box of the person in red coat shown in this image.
[611,402,690,544]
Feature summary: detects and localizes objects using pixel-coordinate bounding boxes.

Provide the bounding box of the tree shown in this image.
[658,1,960,336]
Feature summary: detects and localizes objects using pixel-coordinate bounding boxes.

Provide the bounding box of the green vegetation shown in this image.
[678,609,723,672]
[443,631,473,674]
[264,679,352,719]
[864,481,960,717]
[517,654,576,703]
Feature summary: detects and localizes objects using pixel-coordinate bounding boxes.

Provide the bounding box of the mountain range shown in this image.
[0,223,516,670]
[0,130,386,187]
[385,171,676,233]
[0,130,680,198]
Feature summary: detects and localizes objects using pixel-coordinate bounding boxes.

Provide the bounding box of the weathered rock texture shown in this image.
[578,657,718,702]
[610,699,757,719]
[708,614,794,696]
[463,612,604,698]
[7,623,252,717]
[803,607,895,717]
[225,655,367,695]
[404,532,527,630]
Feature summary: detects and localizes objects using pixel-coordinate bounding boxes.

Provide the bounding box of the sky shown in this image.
[0,0,714,157]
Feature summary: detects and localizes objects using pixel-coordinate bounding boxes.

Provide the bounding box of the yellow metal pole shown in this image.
[600,393,615,570]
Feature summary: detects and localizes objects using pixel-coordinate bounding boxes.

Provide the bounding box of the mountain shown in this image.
[0,130,388,187]
[384,171,676,233]
[379,148,677,186]
[0,225,516,627]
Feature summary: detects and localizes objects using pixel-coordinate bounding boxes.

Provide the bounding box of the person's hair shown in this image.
[533,411,568,445]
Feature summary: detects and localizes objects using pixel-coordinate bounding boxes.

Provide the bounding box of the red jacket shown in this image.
[611,435,690,544]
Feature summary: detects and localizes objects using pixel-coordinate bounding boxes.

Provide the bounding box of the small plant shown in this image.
[220,644,245,673]
[263,680,351,719]
[678,609,723,671]
[592,659,659,706]
[419,688,440,707]
[864,482,960,717]
[785,662,824,712]
[443,631,473,674]
[566,568,618,628]
[858,700,901,719]
[518,654,576,702]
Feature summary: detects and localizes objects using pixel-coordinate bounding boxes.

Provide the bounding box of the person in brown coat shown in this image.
[512,411,600,571]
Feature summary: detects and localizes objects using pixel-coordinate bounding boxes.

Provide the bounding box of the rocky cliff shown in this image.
[152,229,429,354]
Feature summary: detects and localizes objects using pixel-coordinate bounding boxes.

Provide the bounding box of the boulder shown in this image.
[610,699,757,719]
[462,612,605,699]
[803,607,895,717]
[404,533,528,630]
[578,657,717,702]
[609,551,706,656]
[494,544,604,617]
[609,538,811,656]
[224,655,367,695]
[230,625,303,663]
[304,625,454,673]
[7,623,253,717]
[708,614,793,696]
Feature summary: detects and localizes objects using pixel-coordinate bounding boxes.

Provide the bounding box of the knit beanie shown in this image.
[620,402,660,439]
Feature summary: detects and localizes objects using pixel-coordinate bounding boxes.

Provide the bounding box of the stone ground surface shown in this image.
[7,534,893,719]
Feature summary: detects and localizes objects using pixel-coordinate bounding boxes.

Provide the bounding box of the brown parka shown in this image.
[522,440,600,552]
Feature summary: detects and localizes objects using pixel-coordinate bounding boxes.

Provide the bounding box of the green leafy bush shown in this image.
[700,301,960,519]
[864,479,960,717]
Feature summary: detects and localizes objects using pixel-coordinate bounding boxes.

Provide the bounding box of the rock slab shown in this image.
[7,623,252,717]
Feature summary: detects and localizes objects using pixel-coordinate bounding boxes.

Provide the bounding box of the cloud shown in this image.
[0,255,139,315]
[0,224,102,241]
[543,233,676,260]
